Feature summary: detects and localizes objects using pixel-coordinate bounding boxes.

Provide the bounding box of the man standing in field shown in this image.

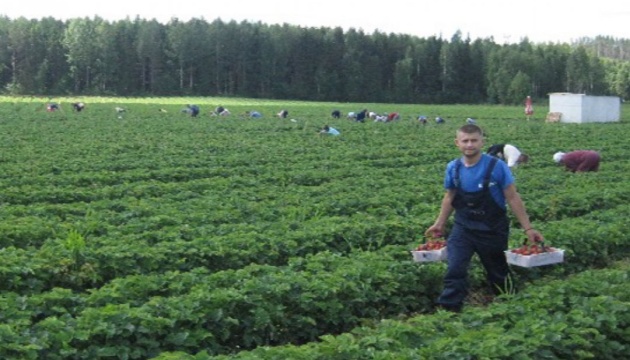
[553,150,600,172]
[426,124,543,312]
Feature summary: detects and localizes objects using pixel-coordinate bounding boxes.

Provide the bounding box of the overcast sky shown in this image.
[3,0,630,44]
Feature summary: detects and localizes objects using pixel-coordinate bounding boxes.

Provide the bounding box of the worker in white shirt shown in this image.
[487,144,529,168]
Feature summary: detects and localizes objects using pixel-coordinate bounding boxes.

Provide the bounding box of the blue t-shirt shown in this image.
[444,154,514,209]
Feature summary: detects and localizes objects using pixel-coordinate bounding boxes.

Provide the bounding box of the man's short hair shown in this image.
[457,124,484,136]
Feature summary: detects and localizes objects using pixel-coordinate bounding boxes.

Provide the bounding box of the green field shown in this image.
[1,97,629,359]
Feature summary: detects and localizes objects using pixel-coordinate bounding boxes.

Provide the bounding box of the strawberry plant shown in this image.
[0,97,628,358]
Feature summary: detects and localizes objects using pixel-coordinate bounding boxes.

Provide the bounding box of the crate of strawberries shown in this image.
[505,241,564,268]
[411,236,447,263]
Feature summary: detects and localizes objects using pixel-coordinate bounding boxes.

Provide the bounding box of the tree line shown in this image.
[1,15,629,103]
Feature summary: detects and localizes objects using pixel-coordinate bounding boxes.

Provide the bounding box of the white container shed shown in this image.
[549,93,621,123]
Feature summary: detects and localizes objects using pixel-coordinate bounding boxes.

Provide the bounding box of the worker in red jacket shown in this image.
[553,150,600,172]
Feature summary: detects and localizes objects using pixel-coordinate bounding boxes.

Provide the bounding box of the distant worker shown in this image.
[247,111,262,118]
[47,103,59,112]
[211,107,230,116]
[525,96,534,120]
[185,104,200,117]
[466,117,476,124]
[331,110,341,119]
[115,106,125,119]
[387,112,400,122]
[277,109,289,119]
[418,115,428,125]
[72,102,85,112]
[346,111,356,119]
[436,116,445,124]
[319,125,340,136]
[553,150,600,172]
[355,109,367,123]
[374,114,388,122]
[487,144,529,168]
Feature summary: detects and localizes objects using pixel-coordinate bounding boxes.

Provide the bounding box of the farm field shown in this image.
[0,97,629,359]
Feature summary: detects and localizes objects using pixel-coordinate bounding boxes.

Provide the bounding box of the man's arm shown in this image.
[504,184,543,242]
[426,189,456,237]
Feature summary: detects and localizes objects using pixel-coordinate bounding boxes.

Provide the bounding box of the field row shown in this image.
[0,101,628,358]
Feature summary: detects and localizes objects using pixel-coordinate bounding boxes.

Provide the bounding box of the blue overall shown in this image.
[437,157,511,311]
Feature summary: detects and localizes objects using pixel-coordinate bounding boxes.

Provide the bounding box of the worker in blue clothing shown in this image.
[355,109,367,123]
[186,104,200,117]
[247,111,263,118]
[425,124,543,312]
[319,125,340,136]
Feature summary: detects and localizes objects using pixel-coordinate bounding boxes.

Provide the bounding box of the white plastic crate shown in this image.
[505,249,565,267]
[411,247,447,262]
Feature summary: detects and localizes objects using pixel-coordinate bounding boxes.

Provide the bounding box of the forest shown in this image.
[1,15,629,103]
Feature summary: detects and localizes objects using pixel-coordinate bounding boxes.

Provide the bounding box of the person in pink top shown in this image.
[524,96,533,120]
[553,150,601,172]
[387,112,400,122]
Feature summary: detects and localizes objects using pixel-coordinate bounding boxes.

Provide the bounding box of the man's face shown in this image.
[455,131,484,157]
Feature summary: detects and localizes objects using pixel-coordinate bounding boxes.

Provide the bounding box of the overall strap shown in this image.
[454,159,462,188]
[482,157,499,190]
